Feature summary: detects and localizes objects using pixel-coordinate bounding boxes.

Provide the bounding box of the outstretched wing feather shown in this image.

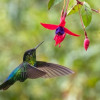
[26,64,46,79]
[0,62,46,90]
[36,61,74,78]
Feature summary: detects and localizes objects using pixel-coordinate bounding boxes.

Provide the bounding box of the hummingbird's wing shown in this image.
[25,63,46,79]
[36,61,74,78]
[0,62,46,90]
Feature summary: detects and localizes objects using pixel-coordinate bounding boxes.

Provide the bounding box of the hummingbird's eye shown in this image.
[28,52,30,55]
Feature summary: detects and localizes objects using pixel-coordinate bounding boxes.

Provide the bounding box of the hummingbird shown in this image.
[0,41,74,90]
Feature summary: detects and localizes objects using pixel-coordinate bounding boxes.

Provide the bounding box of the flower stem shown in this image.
[63,0,65,10]
[61,0,65,17]
[91,8,100,13]
[65,0,70,15]
[76,0,100,13]
[78,3,88,38]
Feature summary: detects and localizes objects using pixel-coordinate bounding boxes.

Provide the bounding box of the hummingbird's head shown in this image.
[23,41,44,65]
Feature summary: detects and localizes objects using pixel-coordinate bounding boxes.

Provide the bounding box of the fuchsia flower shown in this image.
[84,37,90,51]
[40,14,80,47]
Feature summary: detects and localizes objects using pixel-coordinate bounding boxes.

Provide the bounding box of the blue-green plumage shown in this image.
[0,41,74,90]
[0,42,46,90]
[6,66,21,81]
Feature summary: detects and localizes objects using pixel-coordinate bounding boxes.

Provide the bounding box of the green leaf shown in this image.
[80,2,92,27]
[67,0,77,14]
[68,4,82,15]
[48,0,63,10]
[48,0,54,10]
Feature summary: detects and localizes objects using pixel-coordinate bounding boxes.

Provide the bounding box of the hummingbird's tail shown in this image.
[0,80,14,90]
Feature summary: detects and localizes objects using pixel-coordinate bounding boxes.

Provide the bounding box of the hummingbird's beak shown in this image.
[34,41,44,50]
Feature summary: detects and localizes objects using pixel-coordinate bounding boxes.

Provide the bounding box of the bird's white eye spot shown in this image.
[28,52,30,55]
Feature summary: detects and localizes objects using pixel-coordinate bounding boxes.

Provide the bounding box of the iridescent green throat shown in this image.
[23,52,36,66]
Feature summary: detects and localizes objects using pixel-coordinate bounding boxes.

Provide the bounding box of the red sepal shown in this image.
[59,17,66,27]
[64,27,80,36]
[40,23,58,30]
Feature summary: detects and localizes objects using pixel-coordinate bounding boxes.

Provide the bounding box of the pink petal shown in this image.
[54,33,66,47]
[59,17,66,27]
[64,27,80,36]
[40,23,58,30]
[60,33,66,42]
[54,35,59,46]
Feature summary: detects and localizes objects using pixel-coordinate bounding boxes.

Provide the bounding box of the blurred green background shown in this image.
[0,0,100,100]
